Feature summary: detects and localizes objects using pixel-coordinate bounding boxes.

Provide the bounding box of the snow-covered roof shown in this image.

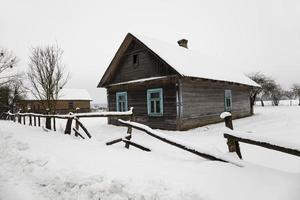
[108,76,168,86]
[25,89,92,101]
[132,33,260,87]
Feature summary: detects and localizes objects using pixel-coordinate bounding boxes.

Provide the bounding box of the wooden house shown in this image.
[97,33,260,130]
[18,89,92,114]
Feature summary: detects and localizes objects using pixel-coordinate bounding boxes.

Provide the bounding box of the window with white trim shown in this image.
[224,90,232,111]
[147,88,163,116]
[116,92,128,112]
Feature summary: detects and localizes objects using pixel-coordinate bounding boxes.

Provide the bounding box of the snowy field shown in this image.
[0,105,300,200]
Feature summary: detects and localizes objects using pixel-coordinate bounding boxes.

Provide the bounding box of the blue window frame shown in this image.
[224,90,232,111]
[147,88,163,116]
[116,92,128,112]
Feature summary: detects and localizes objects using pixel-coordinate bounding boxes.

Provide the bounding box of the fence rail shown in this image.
[1,108,134,139]
[223,132,300,157]
[112,119,244,167]
[220,112,300,158]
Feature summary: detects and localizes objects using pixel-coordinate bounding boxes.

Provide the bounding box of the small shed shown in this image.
[19,89,92,114]
[97,33,260,130]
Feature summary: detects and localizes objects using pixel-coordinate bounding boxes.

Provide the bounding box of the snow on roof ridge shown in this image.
[108,76,168,86]
[131,33,260,87]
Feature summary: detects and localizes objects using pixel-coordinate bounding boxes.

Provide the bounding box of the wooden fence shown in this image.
[1,108,134,139]
[220,112,300,158]
[3,109,297,166]
[106,119,244,167]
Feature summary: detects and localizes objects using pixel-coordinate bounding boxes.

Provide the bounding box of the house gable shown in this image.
[97,33,179,87]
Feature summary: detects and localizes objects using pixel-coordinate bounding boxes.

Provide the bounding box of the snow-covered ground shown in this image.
[255,99,299,106]
[0,106,300,200]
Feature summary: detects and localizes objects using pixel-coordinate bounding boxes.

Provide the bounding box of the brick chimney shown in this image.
[177,39,188,49]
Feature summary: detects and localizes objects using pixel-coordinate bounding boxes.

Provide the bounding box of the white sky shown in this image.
[1,0,300,103]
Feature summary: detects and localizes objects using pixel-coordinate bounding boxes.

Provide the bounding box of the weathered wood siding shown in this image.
[107,77,178,130]
[178,78,251,130]
[110,39,177,84]
[18,100,91,114]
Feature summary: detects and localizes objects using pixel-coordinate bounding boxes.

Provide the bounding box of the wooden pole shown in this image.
[38,116,41,127]
[75,117,79,130]
[122,139,151,152]
[29,114,32,126]
[119,120,228,163]
[53,117,56,131]
[125,125,132,149]
[33,115,36,126]
[224,133,300,157]
[72,128,85,139]
[74,108,80,134]
[65,118,73,135]
[220,112,242,159]
[75,118,91,138]
[18,114,21,123]
[64,113,73,135]
[124,111,134,149]
[23,116,26,125]
[106,138,122,145]
[45,110,51,130]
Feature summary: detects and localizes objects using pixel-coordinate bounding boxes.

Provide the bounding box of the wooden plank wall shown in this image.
[179,78,251,130]
[18,100,91,114]
[110,39,177,85]
[107,77,178,130]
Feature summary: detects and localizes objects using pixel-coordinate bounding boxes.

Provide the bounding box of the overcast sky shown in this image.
[1,0,300,103]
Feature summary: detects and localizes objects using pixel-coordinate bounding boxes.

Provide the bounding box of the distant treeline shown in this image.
[248,72,300,107]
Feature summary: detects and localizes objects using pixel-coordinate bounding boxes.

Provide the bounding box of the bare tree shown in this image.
[283,90,295,106]
[0,75,26,113]
[292,84,300,106]
[0,48,18,86]
[248,72,273,114]
[270,84,283,106]
[27,45,69,114]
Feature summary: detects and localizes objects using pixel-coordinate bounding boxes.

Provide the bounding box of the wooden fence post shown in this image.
[53,117,56,131]
[18,114,21,124]
[64,113,73,135]
[23,116,26,125]
[75,108,80,133]
[220,112,242,159]
[12,113,16,122]
[45,110,51,130]
[29,114,32,126]
[124,111,134,149]
[33,115,36,126]
[38,116,41,127]
[75,117,79,130]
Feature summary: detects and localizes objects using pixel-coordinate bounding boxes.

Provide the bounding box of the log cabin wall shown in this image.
[178,78,251,130]
[110,39,177,85]
[107,77,178,130]
[18,100,91,114]
[101,35,254,130]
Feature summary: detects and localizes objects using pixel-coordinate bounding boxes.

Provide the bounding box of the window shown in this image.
[116,92,128,112]
[224,90,232,111]
[147,88,163,116]
[68,101,74,109]
[133,54,139,65]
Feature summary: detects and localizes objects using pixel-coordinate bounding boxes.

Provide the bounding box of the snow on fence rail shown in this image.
[220,112,300,158]
[116,119,245,167]
[223,129,300,157]
[1,108,134,139]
